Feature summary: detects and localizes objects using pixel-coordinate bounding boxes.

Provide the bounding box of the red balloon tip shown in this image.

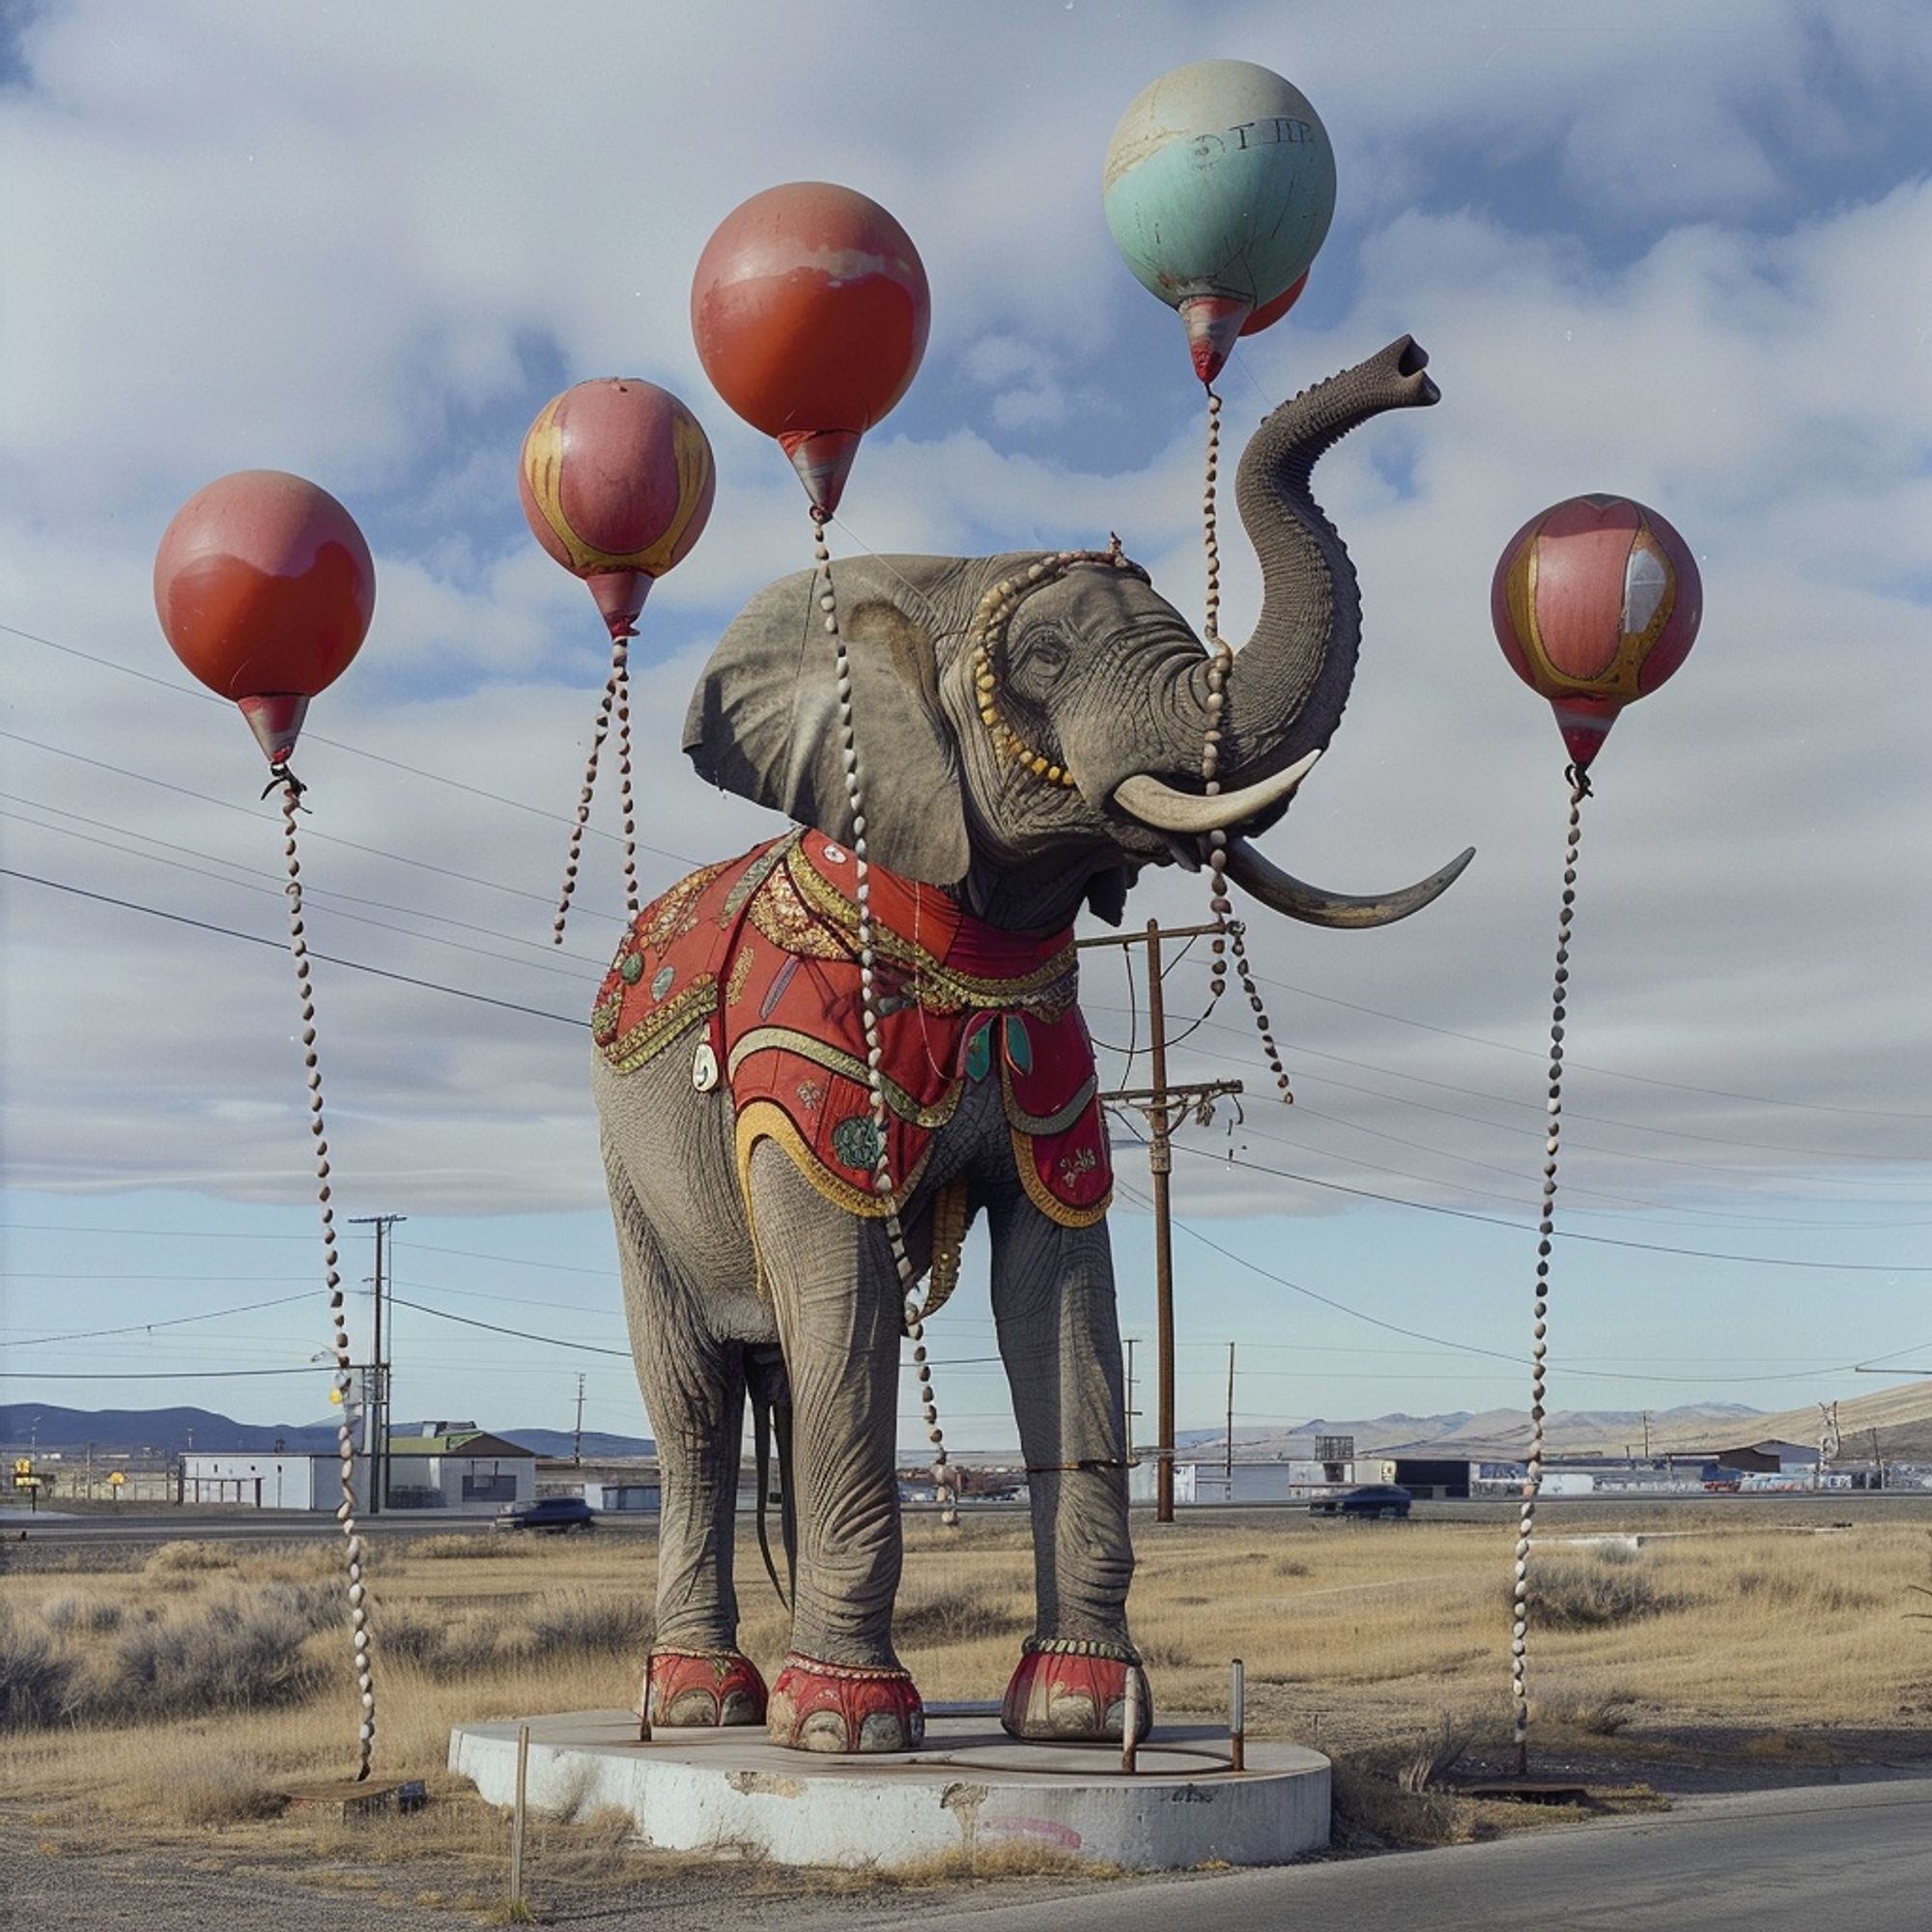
[779,428,863,519]
[1551,696,1622,774]
[587,570,649,640]
[1180,295,1252,384]
[238,694,310,766]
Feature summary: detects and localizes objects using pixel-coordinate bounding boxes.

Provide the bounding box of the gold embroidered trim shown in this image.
[1003,1069,1100,1137]
[783,845,1079,1016]
[727,1026,964,1129]
[601,976,718,1074]
[721,831,801,923]
[735,1100,936,1227]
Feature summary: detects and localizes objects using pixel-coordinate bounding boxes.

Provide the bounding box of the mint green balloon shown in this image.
[1103,60,1336,314]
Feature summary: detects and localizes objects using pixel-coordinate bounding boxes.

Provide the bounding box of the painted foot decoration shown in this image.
[768,1653,923,1753]
[644,1648,768,1727]
[1001,1638,1151,1743]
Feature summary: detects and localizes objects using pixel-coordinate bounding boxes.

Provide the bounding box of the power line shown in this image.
[1221,956,1932,1123]
[386,1293,633,1357]
[0,728,635,920]
[2,867,586,1027]
[0,803,605,984]
[1087,996,1932,1167]
[0,788,609,972]
[6,1293,317,1347]
[0,616,704,869]
[1160,1137,1932,1272]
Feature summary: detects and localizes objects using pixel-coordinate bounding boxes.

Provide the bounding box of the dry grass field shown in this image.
[4,1500,1929,1902]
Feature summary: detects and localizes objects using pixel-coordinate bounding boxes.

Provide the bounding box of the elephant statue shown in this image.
[591,335,1468,1753]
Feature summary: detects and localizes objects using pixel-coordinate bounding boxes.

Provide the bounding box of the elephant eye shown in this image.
[1018,629,1070,679]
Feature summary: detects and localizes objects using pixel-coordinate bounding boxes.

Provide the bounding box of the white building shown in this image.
[180,1427,537,1512]
[1129,1460,1342,1506]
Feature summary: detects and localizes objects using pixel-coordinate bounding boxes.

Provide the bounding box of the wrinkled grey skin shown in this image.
[594,338,1462,1744]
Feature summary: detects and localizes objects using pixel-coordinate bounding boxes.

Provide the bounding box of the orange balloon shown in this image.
[1239,269,1309,337]
[155,470,374,764]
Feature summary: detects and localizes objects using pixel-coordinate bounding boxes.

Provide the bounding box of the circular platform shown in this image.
[448,1707,1329,1870]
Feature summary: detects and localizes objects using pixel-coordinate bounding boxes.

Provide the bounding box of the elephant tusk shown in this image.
[1113,749,1321,836]
[1225,837,1474,929]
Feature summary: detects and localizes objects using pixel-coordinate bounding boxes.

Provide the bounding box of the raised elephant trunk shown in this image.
[1221,333,1438,779]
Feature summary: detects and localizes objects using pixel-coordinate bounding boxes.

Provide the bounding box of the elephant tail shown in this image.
[747,1347,796,1609]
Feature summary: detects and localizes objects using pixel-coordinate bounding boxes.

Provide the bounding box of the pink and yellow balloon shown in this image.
[519,377,716,639]
[1492,494,1701,773]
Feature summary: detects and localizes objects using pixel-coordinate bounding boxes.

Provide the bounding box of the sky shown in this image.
[2,1,1929,1456]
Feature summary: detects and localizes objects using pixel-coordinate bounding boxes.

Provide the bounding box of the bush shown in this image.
[1522,1558,1678,1630]
[0,1605,80,1728]
[41,1592,124,1635]
[99,1581,336,1719]
[381,1610,500,1677]
[521,1590,652,1657]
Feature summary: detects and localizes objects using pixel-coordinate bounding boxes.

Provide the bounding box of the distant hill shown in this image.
[1649,1381,1932,1462]
[1189,1403,1773,1461]
[0,1404,652,1461]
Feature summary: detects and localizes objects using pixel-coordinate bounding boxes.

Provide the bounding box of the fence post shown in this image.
[509,1721,530,1913]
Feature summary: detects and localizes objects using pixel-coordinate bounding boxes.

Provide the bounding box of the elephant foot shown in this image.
[644,1647,768,1727]
[1001,1637,1151,1744]
[767,1653,924,1753]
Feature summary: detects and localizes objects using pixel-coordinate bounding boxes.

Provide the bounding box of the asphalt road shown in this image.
[0,1507,657,1548]
[834,1780,1932,1932]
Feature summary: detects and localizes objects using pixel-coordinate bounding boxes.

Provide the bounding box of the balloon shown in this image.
[1239,269,1309,338]
[519,378,716,641]
[1103,60,1335,384]
[1492,495,1702,772]
[155,469,375,765]
[692,181,930,517]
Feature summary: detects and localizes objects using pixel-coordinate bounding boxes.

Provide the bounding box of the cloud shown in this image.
[1,0,1928,1272]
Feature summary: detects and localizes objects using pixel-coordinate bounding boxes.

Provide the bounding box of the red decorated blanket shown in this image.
[592,831,1111,1229]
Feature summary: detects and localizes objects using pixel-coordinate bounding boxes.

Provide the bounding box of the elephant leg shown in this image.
[988,1194,1150,1743]
[604,1137,767,1727]
[747,1141,923,1753]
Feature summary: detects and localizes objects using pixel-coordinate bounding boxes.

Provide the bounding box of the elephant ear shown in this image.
[683,558,971,889]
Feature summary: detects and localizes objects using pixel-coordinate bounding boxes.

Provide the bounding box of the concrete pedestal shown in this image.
[448,1708,1329,1871]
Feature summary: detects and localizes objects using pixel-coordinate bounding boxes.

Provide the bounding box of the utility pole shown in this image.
[1641,1409,1652,1459]
[1123,1338,1139,1459]
[351,1214,406,1515]
[1225,1342,1236,1483]
[573,1374,586,1465]
[1082,918,1242,1524]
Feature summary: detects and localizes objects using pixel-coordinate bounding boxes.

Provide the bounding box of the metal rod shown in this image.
[509,1721,530,1907]
[1147,919,1176,1526]
[1121,1666,1141,1776]
[1230,1658,1245,1773]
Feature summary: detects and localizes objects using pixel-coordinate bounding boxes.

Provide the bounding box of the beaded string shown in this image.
[1197,389,1293,1103]
[611,640,640,919]
[550,640,640,944]
[1512,768,1587,1773]
[552,660,619,944]
[812,510,957,1528]
[280,777,376,1781]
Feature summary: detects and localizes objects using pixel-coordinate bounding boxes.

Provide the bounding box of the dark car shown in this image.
[493,1496,597,1533]
[1308,1484,1412,1520]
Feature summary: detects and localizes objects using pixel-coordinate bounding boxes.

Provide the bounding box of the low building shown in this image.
[382,1430,536,1509]
[180,1428,538,1512]
[1129,1460,1344,1506]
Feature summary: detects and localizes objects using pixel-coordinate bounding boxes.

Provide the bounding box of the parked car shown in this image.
[493,1496,596,1533]
[1308,1484,1412,1520]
